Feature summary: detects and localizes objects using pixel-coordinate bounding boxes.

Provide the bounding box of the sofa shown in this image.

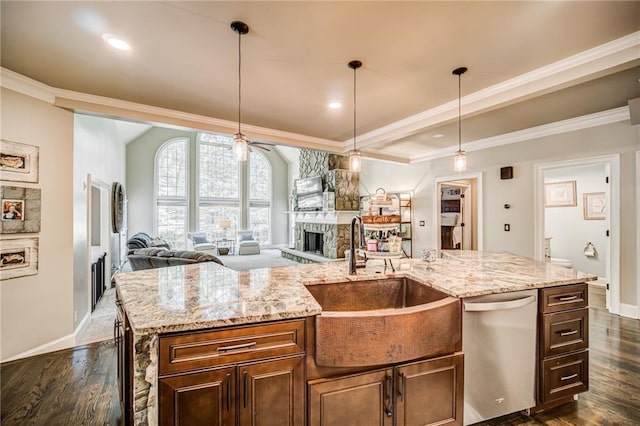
[127,247,224,271]
[126,232,170,254]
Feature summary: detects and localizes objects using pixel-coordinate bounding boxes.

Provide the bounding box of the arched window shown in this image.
[249,151,271,244]
[155,138,188,248]
[198,133,240,240]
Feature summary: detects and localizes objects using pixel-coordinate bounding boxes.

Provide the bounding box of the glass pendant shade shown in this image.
[453,149,467,172]
[349,149,362,173]
[232,132,248,161]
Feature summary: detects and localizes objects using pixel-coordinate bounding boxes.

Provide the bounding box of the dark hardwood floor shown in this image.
[1,285,638,425]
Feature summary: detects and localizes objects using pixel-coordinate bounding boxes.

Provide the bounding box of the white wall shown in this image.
[73,114,127,329]
[1,88,74,360]
[361,120,638,306]
[545,164,608,278]
[126,127,289,245]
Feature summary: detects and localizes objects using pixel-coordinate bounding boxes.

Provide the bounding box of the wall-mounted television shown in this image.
[295,176,323,211]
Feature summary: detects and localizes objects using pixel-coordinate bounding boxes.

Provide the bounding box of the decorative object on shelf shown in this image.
[0,140,39,183]
[0,186,41,234]
[452,66,468,172]
[361,214,401,224]
[583,192,605,220]
[0,236,39,280]
[229,21,275,161]
[544,181,577,207]
[111,182,125,233]
[323,191,335,211]
[348,60,363,172]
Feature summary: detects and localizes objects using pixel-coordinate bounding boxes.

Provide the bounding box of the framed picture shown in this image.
[0,237,39,280]
[583,192,606,220]
[0,186,41,234]
[0,140,39,183]
[545,181,577,207]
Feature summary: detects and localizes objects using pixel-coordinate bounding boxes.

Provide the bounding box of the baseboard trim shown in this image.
[2,332,76,363]
[1,312,92,363]
[619,303,639,319]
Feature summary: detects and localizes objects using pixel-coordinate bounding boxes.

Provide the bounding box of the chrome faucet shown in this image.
[349,215,366,275]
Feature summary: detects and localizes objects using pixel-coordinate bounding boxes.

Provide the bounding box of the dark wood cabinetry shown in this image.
[308,353,463,426]
[538,283,589,406]
[115,291,133,425]
[158,319,306,426]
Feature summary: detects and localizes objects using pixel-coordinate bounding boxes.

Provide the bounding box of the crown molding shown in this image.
[409,106,630,164]
[1,67,342,152]
[351,31,640,150]
[1,67,56,103]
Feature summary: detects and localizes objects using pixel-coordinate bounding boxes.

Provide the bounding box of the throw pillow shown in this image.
[238,232,254,242]
[192,235,208,244]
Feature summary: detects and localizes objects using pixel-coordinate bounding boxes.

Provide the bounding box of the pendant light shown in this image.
[348,60,362,173]
[452,66,468,172]
[231,21,249,161]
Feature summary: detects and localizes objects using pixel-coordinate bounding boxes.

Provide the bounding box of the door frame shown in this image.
[86,174,112,317]
[636,151,640,319]
[534,154,620,315]
[434,172,483,252]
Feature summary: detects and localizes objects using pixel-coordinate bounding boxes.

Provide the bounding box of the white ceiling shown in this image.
[1,1,639,162]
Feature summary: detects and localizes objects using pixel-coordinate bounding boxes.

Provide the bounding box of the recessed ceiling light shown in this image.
[328,101,342,109]
[102,34,131,51]
[432,133,445,138]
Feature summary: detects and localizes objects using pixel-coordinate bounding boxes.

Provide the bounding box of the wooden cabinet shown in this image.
[308,353,463,426]
[395,354,463,426]
[158,319,306,426]
[538,283,589,406]
[115,291,133,425]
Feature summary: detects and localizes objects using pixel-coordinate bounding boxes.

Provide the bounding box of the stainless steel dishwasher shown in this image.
[462,289,538,425]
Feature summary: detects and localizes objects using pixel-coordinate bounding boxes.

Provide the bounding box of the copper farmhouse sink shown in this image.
[306,278,461,367]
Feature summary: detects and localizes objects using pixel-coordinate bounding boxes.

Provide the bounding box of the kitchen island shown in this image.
[115,251,596,425]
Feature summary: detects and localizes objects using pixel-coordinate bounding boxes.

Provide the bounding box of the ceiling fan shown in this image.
[230,21,275,161]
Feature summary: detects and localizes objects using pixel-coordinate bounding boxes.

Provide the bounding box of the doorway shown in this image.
[434,173,483,252]
[534,155,620,314]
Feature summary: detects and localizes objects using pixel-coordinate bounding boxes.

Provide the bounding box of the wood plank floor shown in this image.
[1,285,638,425]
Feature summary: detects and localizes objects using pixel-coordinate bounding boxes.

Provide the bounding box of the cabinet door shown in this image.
[159,366,236,426]
[239,355,305,426]
[308,368,394,426]
[395,354,463,426]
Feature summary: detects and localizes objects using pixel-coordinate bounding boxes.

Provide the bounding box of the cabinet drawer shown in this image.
[542,308,588,357]
[540,351,589,403]
[159,320,305,375]
[540,283,588,314]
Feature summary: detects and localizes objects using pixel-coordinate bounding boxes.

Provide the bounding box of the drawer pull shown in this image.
[217,342,257,352]
[560,373,578,381]
[558,295,578,301]
[559,329,578,337]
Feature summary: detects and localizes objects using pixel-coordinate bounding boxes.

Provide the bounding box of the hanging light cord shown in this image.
[237,31,242,135]
[457,72,461,152]
[353,65,357,151]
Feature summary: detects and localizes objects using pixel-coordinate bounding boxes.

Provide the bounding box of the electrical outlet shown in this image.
[504,224,510,231]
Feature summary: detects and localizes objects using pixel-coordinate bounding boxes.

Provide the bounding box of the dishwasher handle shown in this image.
[464,295,536,312]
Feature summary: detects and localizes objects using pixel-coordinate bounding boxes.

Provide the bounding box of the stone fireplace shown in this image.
[304,231,324,254]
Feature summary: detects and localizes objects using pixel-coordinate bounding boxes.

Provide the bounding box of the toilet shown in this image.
[550,257,573,268]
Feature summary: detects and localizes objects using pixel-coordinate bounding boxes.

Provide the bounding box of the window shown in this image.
[154,133,273,248]
[155,138,188,249]
[249,151,271,244]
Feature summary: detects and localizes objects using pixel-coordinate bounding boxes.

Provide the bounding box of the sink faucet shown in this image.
[349,215,366,275]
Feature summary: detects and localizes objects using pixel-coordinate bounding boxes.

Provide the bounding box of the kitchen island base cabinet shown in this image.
[308,353,463,426]
[159,355,305,426]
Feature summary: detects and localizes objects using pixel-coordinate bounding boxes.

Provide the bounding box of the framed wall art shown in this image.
[544,181,576,207]
[0,237,39,280]
[0,186,41,234]
[583,192,606,220]
[0,140,39,183]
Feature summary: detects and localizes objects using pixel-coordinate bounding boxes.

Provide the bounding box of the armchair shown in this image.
[237,230,260,255]
[187,232,217,255]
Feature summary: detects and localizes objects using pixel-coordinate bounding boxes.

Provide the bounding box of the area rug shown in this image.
[220,248,299,271]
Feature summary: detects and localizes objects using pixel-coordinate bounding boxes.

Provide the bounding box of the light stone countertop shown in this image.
[115,250,597,336]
